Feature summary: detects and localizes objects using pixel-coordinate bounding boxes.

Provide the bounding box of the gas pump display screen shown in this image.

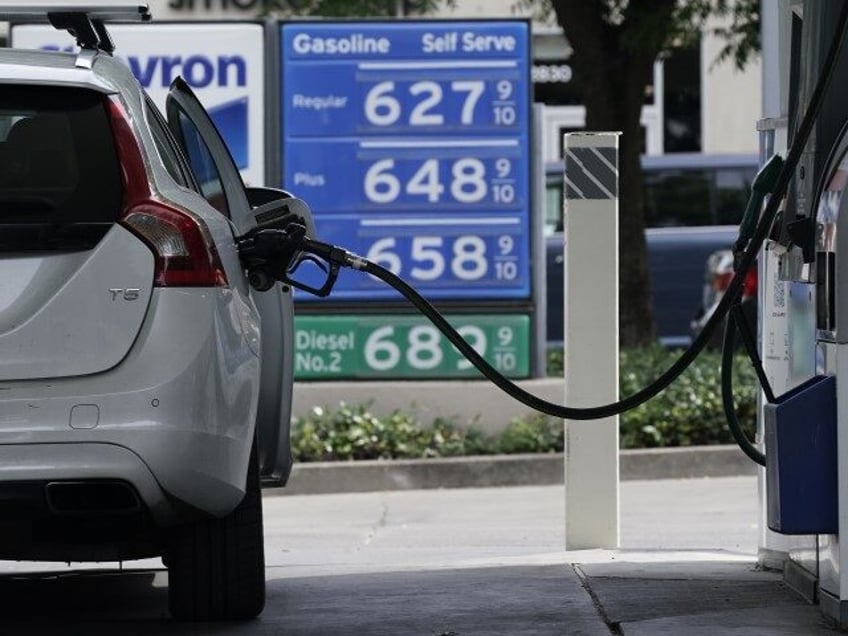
[280,21,531,301]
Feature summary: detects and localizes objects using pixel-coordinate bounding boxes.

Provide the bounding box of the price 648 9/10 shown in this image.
[367,234,518,282]
[364,157,515,206]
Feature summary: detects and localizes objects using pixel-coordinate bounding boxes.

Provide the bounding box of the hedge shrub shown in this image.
[292,403,493,461]
[291,346,759,461]
[618,346,757,448]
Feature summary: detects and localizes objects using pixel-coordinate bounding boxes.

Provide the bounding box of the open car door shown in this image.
[166,77,296,486]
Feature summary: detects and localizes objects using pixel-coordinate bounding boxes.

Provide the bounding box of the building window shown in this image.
[663,44,702,152]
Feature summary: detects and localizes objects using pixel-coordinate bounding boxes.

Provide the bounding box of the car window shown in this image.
[545,175,564,234]
[643,168,712,226]
[544,159,756,233]
[173,108,231,218]
[0,85,121,250]
[144,97,193,190]
[715,166,756,224]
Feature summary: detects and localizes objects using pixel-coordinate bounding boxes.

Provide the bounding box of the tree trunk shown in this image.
[551,0,676,347]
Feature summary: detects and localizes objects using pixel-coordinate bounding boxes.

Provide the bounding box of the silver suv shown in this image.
[0,4,299,620]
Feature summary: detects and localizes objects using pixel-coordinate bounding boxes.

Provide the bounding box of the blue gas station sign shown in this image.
[280,21,531,301]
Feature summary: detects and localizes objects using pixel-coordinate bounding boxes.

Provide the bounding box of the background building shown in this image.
[148,0,762,159]
[1,0,762,159]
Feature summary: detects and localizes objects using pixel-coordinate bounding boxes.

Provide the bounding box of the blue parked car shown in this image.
[545,153,758,347]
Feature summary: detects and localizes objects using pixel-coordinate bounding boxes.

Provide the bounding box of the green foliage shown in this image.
[292,403,492,461]
[497,413,564,454]
[547,348,564,377]
[710,0,761,71]
[618,346,757,448]
[291,403,564,461]
[292,346,759,461]
[547,345,757,448]
[513,0,760,70]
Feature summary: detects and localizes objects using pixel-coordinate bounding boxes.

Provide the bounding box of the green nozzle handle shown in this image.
[735,154,784,252]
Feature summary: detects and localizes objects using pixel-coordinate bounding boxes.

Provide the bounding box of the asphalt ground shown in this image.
[0,476,838,634]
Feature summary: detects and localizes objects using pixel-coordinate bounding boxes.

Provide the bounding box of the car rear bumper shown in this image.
[0,442,175,523]
[0,288,261,522]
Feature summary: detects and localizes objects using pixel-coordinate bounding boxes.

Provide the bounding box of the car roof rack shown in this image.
[1,3,151,54]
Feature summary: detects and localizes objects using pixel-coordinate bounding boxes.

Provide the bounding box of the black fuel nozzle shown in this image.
[237,222,308,291]
[733,154,784,265]
[236,195,350,296]
[237,219,357,297]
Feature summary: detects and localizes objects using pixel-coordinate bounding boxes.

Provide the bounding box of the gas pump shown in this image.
[759,0,848,623]
[768,109,848,623]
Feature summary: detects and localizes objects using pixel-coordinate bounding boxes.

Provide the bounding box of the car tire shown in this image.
[166,440,265,621]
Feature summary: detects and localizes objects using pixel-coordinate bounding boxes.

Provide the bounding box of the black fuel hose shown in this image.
[361,254,732,420]
[721,311,766,466]
[308,0,848,423]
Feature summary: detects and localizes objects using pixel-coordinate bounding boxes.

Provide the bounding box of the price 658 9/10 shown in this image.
[366,234,518,282]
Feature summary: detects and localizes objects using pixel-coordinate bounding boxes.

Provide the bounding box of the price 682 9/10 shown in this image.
[364,324,518,373]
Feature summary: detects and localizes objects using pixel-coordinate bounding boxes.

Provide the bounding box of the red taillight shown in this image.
[121,202,228,287]
[712,266,757,299]
[742,267,757,299]
[712,271,734,293]
[106,96,227,287]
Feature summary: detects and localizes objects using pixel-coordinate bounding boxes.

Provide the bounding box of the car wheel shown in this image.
[166,440,265,621]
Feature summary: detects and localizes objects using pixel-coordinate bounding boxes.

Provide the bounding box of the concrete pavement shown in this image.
[263,477,836,635]
[0,477,838,634]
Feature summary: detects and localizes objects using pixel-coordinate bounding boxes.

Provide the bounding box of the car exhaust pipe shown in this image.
[45,481,141,516]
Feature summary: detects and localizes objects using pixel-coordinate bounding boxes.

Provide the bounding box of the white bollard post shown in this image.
[562,132,620,550]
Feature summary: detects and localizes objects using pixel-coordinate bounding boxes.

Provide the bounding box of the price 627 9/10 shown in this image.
[363,79,516,128]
